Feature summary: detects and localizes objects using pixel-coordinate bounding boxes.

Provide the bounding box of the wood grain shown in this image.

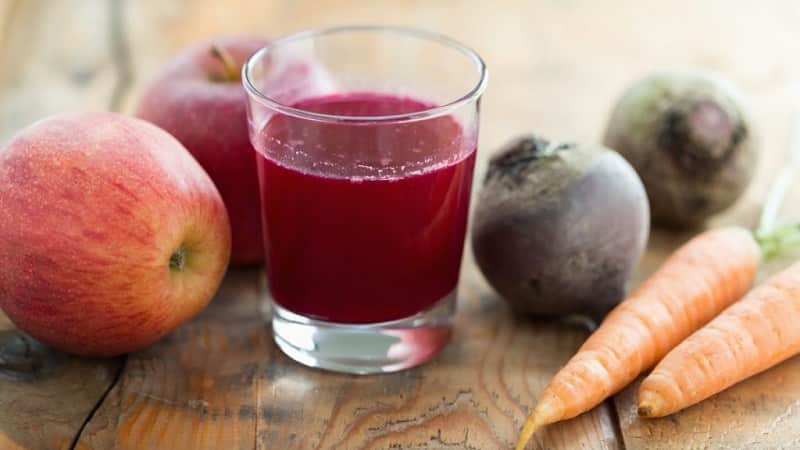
[76,270,267,450]
[254,270,620,449]
[3,0,800,449]
[75,269,619,450]
[616,345,800,450]
[0,329,120,450]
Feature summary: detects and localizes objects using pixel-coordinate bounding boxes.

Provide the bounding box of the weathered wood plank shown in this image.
[0,1,131,449]
[76,269,619,450]
[252,269,620,449]
[0,328,120,450]
[616,352,800,450]
[76,270,266,450]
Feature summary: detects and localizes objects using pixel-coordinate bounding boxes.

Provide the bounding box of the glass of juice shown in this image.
[243,26,487,374]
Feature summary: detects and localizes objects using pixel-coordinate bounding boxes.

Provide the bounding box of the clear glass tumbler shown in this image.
[243,26,487,374]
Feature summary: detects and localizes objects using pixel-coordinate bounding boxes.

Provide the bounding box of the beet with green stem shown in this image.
[603,69,757,227]
[472,135,650,319]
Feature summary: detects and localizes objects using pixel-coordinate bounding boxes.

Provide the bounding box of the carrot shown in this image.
[515,226,760,450]
[638,259,800,417]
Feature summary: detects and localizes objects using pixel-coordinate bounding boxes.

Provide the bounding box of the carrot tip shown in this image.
[515,414,542,450]
[637,404,653,417]
[638,390,664,418]
[516,406,554,450]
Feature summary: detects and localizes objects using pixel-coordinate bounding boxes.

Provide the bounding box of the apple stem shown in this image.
[170,246,186,272]
[210,45,240,82]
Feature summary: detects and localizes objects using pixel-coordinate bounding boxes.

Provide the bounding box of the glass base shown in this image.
[271,290,456,374]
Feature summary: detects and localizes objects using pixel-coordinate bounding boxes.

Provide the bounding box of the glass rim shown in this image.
[242,25,488,123]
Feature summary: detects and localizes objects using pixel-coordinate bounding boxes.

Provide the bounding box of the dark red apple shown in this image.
[135,36,268,266]
[0,112,231,357]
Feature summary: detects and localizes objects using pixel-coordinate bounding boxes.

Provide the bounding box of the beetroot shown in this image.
[472,135,649,318]
[603,69,757,227]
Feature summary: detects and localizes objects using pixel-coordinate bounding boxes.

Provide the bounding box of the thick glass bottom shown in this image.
[271,289,455,374]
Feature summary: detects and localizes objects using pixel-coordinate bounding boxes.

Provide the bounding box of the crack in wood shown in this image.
[427,428,480,449]
[365,388,481,435]
[254,363,260,450]
[607,396,627,450]
[353,400,395,417]
[69,354,127,450]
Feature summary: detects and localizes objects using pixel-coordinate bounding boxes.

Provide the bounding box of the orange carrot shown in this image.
[516,226,760,450]
[638,260,800,417]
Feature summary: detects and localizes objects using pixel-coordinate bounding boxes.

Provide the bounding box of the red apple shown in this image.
[135,36,266,266]
[0,112,231,357]
[136,36,335,266]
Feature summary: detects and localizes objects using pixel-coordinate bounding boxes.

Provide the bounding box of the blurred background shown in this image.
[1,0,799,217]
[0,0,800,176]
[3,0,800,177]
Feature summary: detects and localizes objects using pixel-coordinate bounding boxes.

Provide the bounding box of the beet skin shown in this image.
[472,136,650,319]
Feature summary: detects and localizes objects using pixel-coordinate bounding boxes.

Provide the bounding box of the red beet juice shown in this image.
[254,92,477,324]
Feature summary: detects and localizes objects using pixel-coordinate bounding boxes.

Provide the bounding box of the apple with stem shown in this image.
[136,36,334,266]
[135,36,266,266]
[0,112,231,357]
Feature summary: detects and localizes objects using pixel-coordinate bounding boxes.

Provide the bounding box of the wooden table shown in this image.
[2,1,800,448]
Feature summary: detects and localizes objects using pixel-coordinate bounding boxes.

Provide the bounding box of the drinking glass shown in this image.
[243,26,487,373]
